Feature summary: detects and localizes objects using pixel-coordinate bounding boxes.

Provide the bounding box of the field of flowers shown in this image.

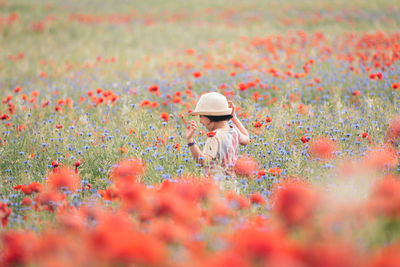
[1,0,400,266]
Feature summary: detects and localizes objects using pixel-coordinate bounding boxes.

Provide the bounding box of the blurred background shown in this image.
[1,0,399,82]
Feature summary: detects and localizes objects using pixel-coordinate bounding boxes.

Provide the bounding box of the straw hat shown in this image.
[191,92,232,116]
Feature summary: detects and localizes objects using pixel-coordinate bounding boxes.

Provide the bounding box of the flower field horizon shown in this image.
[1,0,400,266]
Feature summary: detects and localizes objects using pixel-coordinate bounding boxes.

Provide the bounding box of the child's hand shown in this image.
[228,101,236,117]
[185,120,197,142]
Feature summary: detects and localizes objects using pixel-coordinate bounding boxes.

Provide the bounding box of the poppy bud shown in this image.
[52,160,59,168]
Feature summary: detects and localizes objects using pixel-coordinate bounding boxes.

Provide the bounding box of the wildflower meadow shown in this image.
[1,0,400,266]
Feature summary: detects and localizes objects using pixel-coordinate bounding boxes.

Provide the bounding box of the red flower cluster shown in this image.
[13,182,43,195]
[1,154,400,266]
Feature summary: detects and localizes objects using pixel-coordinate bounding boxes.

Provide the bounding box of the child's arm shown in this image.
[186,120,212,165]
[228,101,250,145]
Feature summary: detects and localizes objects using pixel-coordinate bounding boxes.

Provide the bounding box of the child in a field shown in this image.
[185,92,250,177]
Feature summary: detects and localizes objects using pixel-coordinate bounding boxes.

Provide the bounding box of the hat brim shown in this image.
[190,108,232,116]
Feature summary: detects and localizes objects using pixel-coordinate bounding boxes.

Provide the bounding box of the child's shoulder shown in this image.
[216,125,234,134]
[214,125,238,139]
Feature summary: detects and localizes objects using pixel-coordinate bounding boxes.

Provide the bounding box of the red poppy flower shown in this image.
[308,136,337,160]
[257,169,266,178]
[186,48,195,55]
[254,121,263,128]
[0,114,10,120]
[206,131,216,137]
[192,71,202,78]
[29,182,43,193]
[20,182,43,195]
[361,132,369,139]
[110,158,145,182]
[160,112,169,122]
[272,180,319,227]
[147,84,159,94]
[48,167,80,191]
[301,136,310,143]
[74,160,81,173]
[249,193,266,205]
[140,100,151,107]
[21,197,32,206]
[51,160,59,168]
[238,82,248,91]
[0,202,12,226]
[268,167,282,176]
[225,190,250,210]
[98,187,118,201]
[234,156,259,178]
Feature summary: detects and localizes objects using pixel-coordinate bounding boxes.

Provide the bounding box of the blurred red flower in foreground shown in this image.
[304,240,361,267]
[386,116,400,143]
[370,243,400,267]
[249,192,266,205]
[271,180,319,227]
[0,202,12,227]
[89,211,166,265]
[234,156,259,178]
[110,158,145,182]
[1,231,36,266]
[368,175,400,218]
[48,167,80,191]
[362,145,398,169]
[308,136,337,160]
[34,190,65,212]
[232,226,299,264]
